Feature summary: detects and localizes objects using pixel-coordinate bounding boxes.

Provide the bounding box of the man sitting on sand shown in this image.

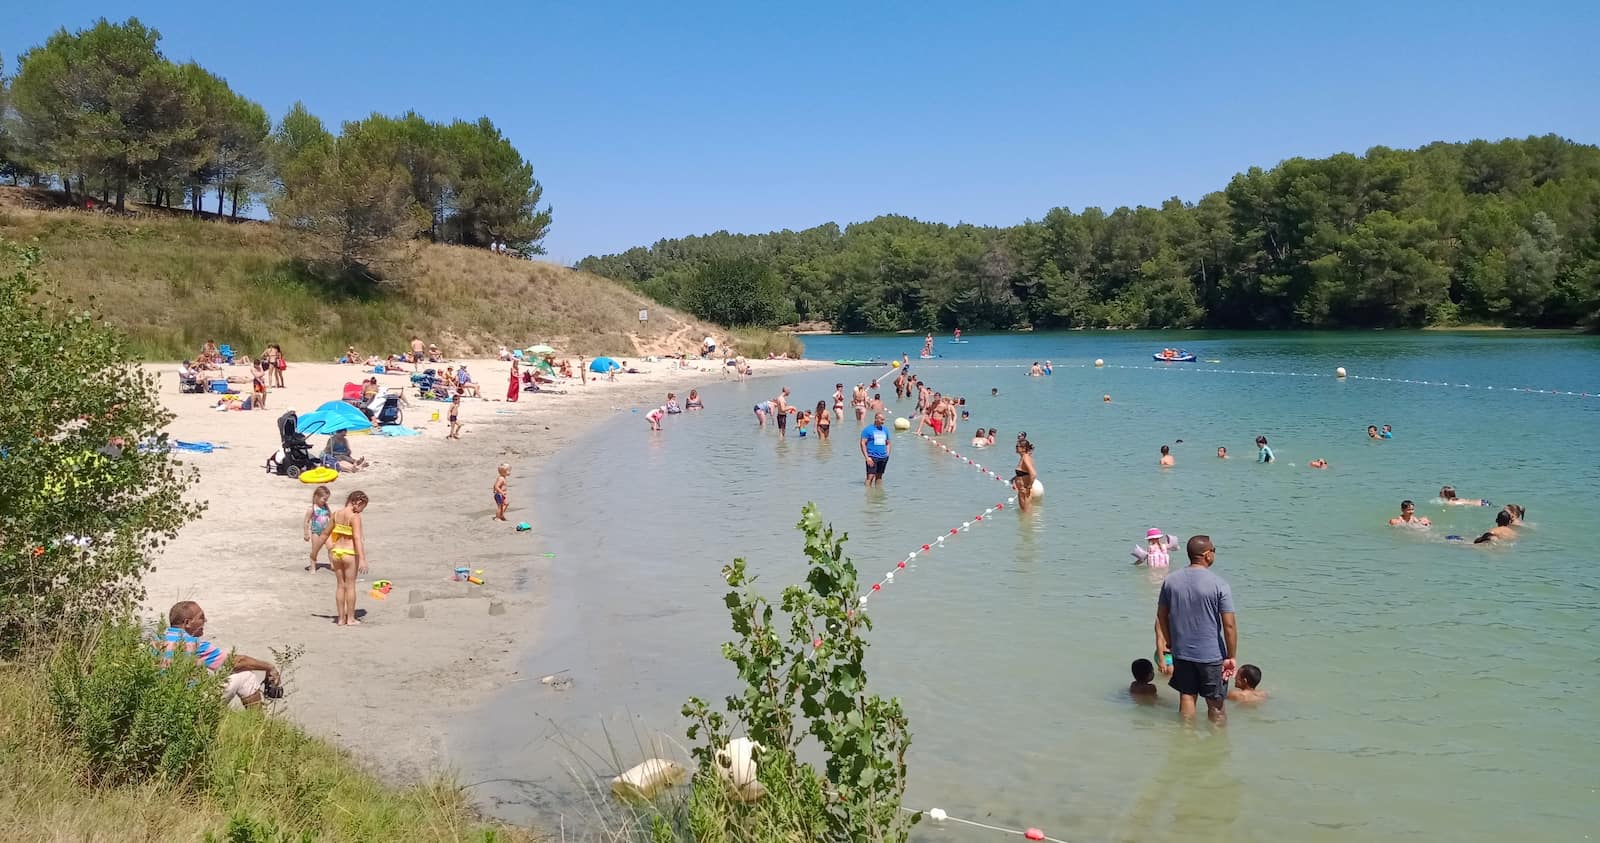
[159,601,280,708]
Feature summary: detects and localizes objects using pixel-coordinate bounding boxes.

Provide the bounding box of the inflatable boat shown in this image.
[1152,351,1197,362]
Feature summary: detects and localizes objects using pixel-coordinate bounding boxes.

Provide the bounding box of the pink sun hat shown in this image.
[1145,528,1165,541]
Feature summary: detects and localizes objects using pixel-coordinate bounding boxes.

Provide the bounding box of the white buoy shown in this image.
[611,758,688,800]
[928,808,949,822]
[893,417,911,431]
[1031,479,1045,498]
[715,737,763,801]
[1335,367,1347,379]
[1094,358,1105,368]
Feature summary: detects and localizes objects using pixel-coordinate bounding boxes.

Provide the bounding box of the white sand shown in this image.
[142,354,828,781]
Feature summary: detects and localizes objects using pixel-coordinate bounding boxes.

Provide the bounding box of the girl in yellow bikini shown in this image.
[327,490,370,626]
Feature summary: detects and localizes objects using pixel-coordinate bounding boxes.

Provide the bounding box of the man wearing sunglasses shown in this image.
[1154,535,1238,724]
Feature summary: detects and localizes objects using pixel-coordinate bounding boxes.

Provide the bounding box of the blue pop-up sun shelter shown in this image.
[589,357,621,373]
[295,400,372,435]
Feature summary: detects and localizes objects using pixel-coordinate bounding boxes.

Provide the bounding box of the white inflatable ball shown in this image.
[1094,358,1105,368]
[1031,479,1044,498]
[1335,366,1347,378]
[893,417,911,431]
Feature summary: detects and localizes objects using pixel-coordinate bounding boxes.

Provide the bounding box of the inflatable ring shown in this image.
[298,466,339,484]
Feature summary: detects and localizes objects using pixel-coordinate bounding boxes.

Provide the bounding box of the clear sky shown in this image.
[7,1,1598,264]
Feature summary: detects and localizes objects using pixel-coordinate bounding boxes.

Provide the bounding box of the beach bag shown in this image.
[277,358,287,370]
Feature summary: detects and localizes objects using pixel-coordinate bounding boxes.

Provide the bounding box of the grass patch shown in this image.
[0,653,536,843]
[0,193,753,361]
[728,328,805,359]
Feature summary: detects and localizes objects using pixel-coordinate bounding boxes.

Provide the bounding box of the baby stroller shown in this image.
[266,411,321,478]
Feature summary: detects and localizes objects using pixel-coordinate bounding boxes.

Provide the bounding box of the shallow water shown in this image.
[466,331,1600,842]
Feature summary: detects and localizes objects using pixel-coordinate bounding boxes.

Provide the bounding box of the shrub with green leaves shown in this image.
[682,503,917,843]
[47,620,225,786]
[0,241,204,653]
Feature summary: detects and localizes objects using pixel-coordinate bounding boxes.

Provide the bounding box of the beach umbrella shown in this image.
[530,356,555,375]
[525,344,557,355]
[589,357,621,373]
[296,400,373,435]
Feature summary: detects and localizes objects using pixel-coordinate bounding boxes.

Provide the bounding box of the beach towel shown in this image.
[376,425,421,437]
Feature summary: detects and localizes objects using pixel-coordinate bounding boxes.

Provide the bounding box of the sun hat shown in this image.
[1145,528,1164,541]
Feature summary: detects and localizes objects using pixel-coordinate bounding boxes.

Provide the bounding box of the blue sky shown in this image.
[7,1,1598,263]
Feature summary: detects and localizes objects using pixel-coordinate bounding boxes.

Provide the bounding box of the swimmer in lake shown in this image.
[1439,485,1490,506]
[1381,424,1393,439]
[1309,458,1328,469]
[1216,446,1228,459]
[1103,394,1112,403]
[1501,504,1526,525]
[1226,665,1266,703]
[1012,435,1037,512]
[972,427,988,448]
[1255,436,1274,464]
[1129,658,1158,699]
[1367,425,1380,439]
[1160,444,1174,467]
[991,387,999,397]
[987,427,997,446]
[1389,500,1430,527]
[1028,362,1043,377]
[1473,509,1516,544]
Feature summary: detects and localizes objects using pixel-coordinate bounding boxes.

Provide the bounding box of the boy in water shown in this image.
[493,464,510,521]
[1130,658,1158,698]
[1389,500,1430,527]
[1159,444,1175,467]
[1227,664,1266,703]
[1381,424,1393,439]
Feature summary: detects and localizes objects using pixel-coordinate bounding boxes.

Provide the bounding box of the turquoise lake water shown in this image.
[466,331,1600,842]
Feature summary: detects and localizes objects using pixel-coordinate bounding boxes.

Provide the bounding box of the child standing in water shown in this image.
[1255,436,1274,463]
[1131,528,1177,567]
[303,485,332,571]
[1129,658,1159,699]
[493,464,510,521]
[1227,665,1267,703]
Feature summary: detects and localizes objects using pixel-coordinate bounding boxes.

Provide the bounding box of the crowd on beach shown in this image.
[162,332,747,708]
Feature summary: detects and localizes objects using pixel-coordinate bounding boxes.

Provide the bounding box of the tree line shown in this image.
[578,136,1600,330]
[0,17,552,267]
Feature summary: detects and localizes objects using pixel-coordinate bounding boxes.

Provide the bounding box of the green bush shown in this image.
[676,504,917,843]
[47,621,225,786]
[0,242,204,654]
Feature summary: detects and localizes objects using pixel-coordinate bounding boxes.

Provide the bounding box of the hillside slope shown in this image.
[0,188,786,361]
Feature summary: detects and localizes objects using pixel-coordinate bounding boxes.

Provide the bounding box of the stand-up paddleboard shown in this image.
[834,359,890,367]
[948,340,969,344]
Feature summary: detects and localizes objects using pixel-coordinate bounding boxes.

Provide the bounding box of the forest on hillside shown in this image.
[0,18,552,266]
[578,136,1600,331]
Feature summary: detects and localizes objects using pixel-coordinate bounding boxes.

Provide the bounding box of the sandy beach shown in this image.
[141,353,828,783]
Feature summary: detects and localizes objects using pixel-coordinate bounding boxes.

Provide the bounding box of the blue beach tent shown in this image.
[295,400,372,435]
[589,357,622,373]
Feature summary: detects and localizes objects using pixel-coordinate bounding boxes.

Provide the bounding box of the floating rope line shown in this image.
[855,492,1012,609]
[902,359,1597,398]
[913,430,1014,486]
[899,806,1070,842]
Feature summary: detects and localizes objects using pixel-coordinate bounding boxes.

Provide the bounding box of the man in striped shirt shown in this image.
[160,601,280,708]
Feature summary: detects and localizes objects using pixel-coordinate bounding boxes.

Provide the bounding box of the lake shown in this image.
[464,330,1600,842]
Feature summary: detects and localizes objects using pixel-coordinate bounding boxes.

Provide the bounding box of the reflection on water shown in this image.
[464,332,1600,841]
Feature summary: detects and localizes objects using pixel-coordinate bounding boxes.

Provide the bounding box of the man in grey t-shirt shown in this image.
[1155,534,1238,723]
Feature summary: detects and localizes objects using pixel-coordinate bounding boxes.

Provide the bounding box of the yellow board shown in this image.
[298,466,339,484]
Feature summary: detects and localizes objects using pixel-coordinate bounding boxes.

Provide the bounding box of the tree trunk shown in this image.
[216,184,225,218]
[114,179,126,213]
[230,185,241,220]
[61,173,74,204]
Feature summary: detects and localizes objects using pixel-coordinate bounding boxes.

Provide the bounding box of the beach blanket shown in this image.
[377,425,421,437]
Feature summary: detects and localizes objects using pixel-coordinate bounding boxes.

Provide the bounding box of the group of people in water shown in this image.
[1390,488,1525,544]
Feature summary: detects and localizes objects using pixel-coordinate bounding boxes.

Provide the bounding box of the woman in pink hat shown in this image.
[1131,528,1178,568]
